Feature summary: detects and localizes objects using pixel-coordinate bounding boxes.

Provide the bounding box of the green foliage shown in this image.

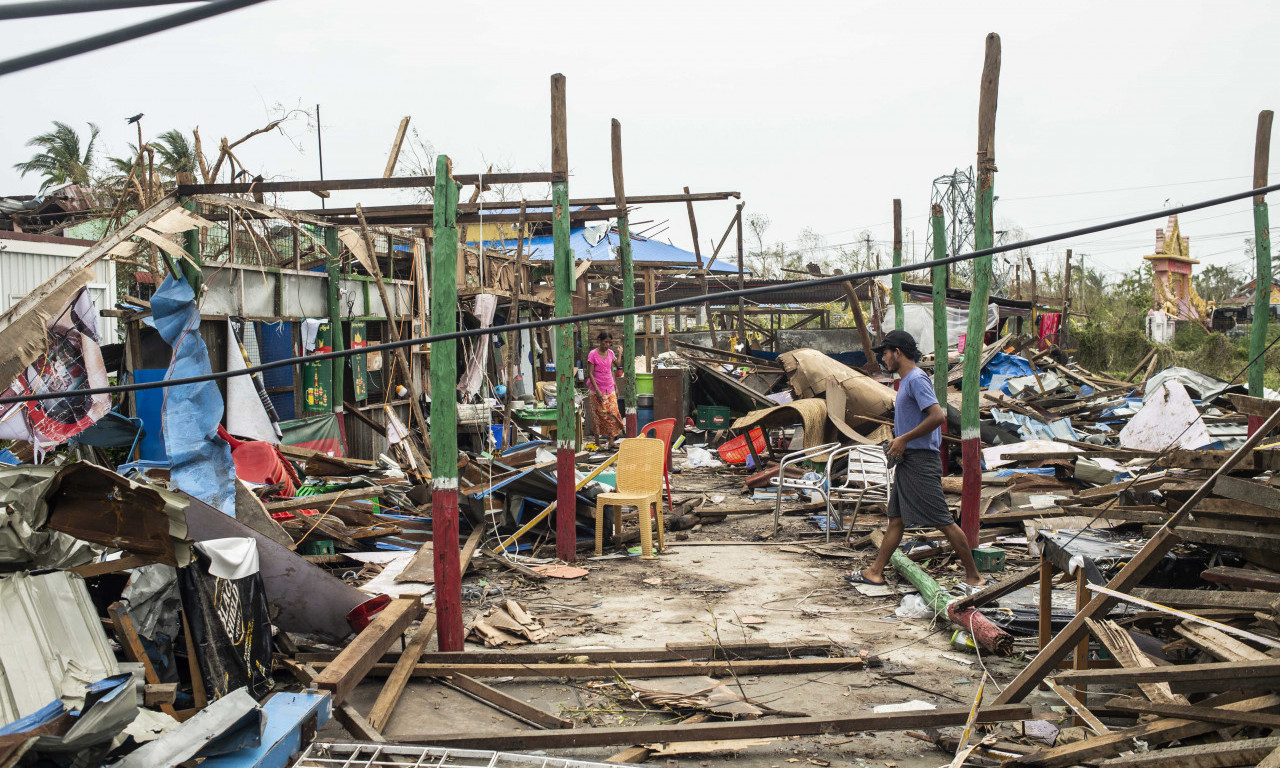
[1074,324,1151,374]
[1171,320,1209,351]
[12,121,100,190]
[1193,264,1247,304]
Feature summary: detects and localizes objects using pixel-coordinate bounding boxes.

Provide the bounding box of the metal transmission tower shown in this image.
[930,167,977,284]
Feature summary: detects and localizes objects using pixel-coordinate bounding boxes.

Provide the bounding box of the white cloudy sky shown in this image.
[2,0,1277,284]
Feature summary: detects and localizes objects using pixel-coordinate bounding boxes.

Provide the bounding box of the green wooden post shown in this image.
[930,204,949,416]
[430,154,463,651]
[324,225,345,415]
[892,198,904,331]
[612,119,637,437]
[551,74,578,562]
[960,33,1001,549]
[179,198,204,292]
[1250,110,1274,422]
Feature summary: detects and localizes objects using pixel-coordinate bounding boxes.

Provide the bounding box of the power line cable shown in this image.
[0,0,210,20]
[5,179,1280,406]
[0,0,271,76]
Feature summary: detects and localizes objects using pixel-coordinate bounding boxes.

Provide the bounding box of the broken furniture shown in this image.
[770,442,840,537]
[824,444,892,543]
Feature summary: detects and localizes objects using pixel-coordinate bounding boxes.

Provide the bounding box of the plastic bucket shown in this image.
[636,373,655,395]
[717,427,767,464]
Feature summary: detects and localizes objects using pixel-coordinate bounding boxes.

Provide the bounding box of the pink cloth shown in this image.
[587,348,617,394]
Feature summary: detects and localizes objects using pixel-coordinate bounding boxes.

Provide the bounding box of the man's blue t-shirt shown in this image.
[894,366,941,451]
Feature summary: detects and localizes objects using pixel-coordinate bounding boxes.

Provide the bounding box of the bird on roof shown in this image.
[126,113,144,124]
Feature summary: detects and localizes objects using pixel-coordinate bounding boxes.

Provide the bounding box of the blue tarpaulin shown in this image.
[151,274,236,516]
[979,352,1037,389]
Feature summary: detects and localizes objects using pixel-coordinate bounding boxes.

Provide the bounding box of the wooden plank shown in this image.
[366,527,484,732]
[382,116,411,178]
[442,673,573,729]
[176,172,554,196]
[312,597,423,704]
[314,656,868,681]
[1173,622,1270,662]
[1102,700,1280,729]
[1014,693,1280,768]
[1203,564,1280,592]
[949,565,1040,613]
[1175,526,1280,552]
[1215,474,1280,511]
[265,488,382,512]
[1086,618,1186,706]
[1228,392,1280,419]
[304,640,845,667]
[181,613,207,709]
[1097,735,1280,768]
[109,601,178,718]
[1054,659,1280,688]
[1131,587,1276,611]
[283,660,386,743]
[70,554,155,578]
[397,704,1035,750]
[1046,679,1108,736]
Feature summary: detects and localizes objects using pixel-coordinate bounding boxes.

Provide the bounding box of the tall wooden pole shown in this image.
[430,155,463,651]
[736,202,747,344]
[684,186,718,347]
[960,32,1001,550]
[324,225,345,423]
[501,202,527,449]
[1061,249,1072,346]
[930,204,949,469]
[1250,110,1274,435]
[892,199,904,331]
[611,119,637,438]
[551,74,578,562]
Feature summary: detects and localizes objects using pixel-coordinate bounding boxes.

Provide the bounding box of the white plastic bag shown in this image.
[895,593,934,619]
[682,445,723,469]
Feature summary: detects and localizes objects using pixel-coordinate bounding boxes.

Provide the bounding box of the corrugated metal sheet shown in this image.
[0,247,118,343]
[343,404,404,461]
[0,570,119,726]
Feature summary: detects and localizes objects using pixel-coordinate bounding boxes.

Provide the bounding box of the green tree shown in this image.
[1193,263,1246,305]
[152,129,196,181]
[12,121,100,190]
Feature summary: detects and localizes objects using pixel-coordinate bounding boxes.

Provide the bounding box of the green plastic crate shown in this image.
[301,539,335,556]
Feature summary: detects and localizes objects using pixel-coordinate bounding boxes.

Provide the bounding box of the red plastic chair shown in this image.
[639,418,676,516]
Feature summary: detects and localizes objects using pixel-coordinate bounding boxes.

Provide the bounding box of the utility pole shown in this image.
[550,74,578,562]
[1061,249,1072,347]
[892,199,904,331]
[430,154,463,651]
[611,119,637,438]
[324,225,345,430]
[960,33,1001,550]
[736,202,746,344]
[1250,109,1274,435]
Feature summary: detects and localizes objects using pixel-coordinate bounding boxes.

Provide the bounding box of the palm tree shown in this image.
[13,121,100,190]
[152,129,196,181]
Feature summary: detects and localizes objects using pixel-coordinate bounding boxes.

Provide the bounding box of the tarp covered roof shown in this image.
[472,227,739,273]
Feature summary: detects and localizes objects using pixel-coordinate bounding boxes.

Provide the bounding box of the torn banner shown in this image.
[0,288,110,456]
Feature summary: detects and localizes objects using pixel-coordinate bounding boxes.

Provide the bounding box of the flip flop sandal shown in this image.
[844,572,887,587]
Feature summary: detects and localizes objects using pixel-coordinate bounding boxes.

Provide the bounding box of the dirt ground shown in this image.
[331,464,1053,766]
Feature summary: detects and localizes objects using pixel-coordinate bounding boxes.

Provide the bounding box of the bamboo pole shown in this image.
[501,202,527,449]
[1251,110,1274,434]
[892,198,904,331]
[324,225,346,426]
[736,203,747,344]
[930,204,949,466]
[612,119,637,438]
[551,74,578,562]
[960,32,1001,549]
[430,155,463,651]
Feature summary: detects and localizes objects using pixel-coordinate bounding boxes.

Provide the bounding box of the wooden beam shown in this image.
[176,172,553,196]
[366,527,483,732]
[313,656,868,681]
[1200,565,1280,592]
[1096,735,1280,768]
[382,116,411,178]
[1102,700,1280,730]
[396,704,1035,750]
[1130,587,1276,611]
[1215,474,1280,511]
[109,601,178,718]
[1054,659,1280,688]
[303,640,844,667]
[265,488,381,512]
[441,673,573,729]
[70,554,155,578]
[1173,622,1270,662]
[1086,618,1186,705]
[1045,679,1108,736]
[949,565,1040,613]
[283,660,386,743]
[312,597,423,704]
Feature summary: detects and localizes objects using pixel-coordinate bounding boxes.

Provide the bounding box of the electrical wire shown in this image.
[6,179,1280,407]
[0,0,272,76]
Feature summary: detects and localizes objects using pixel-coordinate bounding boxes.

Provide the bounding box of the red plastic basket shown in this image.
[717,427,767,464]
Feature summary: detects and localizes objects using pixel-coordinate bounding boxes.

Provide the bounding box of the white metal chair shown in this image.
[824,445,893,543]
[770,442,841,537]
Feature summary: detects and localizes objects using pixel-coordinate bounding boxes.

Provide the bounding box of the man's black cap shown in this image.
[872,328,919,353]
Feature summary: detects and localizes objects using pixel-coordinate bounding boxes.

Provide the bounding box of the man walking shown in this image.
[847,329,988,590]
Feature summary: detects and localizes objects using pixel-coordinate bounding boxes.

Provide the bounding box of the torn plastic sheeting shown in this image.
[1119,378,1211,452]
[982,439,1080,470]
[989,409,1081,443]
[110,687,263,768]
[0,673,139,766]
[979,353,1036,389]
[151,273,236,516]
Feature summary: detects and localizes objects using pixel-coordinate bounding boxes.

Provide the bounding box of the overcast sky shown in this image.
[2,0,1277,284]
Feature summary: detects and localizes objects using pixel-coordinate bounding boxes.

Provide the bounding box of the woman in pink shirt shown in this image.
[586,332,624,449]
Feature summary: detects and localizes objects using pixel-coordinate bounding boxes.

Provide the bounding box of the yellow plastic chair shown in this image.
[594,437,666,559]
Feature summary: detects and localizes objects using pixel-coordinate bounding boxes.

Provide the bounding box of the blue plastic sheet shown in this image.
[151,274,236,516]
[979,352,1036,389]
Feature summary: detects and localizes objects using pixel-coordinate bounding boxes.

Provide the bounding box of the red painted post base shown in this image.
[625,412,638,439]
[1249,414,1264,439]
[431,487,463,652]
[959,437,981,549]
[556,447,577,562]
